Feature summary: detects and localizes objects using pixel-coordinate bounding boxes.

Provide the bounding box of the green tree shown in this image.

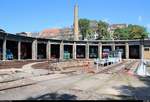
[113,28,129,40]
[97,20,110,40]
[128,24,148,39]
[113,24,148,40]
[79,19,90,40]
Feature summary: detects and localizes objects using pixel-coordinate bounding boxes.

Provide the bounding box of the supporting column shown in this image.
[86,43,89,59]
[18,41,21,60]
[98,43,102,59]
[2,36,6,61]
[125,43,129,59]
[32,39,37,60]
[140,44,144,59]
[73,42,76,59]
[60,41,64,60]
[46,41,51,60]
[112,44,115,51]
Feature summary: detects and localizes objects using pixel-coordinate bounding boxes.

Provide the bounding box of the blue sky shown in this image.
[0,0,150,33]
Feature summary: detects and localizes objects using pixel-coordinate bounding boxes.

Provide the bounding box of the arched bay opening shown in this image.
[51,44,60,59]
[89,45,98,58]
[6,40,18,60]
[76,45,86,58]
[64,45,73,59]
[129,45,140,59]
[37,43,46,59]
[21,42,32,59]
[115,46,126,59]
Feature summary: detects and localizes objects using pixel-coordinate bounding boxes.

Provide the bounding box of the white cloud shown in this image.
[138,16,142,22]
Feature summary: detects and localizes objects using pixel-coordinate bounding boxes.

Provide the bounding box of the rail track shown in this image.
[0,60,139,95]
[38,60,140,100]
[94,61,125,74]
[95,60,139,74]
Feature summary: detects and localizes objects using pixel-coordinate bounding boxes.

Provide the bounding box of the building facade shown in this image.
[1,32,150,61]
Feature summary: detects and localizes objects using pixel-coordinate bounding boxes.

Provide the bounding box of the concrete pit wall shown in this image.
[50,59,92,70]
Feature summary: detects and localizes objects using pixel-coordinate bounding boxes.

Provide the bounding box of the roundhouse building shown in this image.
[1,32,150,61]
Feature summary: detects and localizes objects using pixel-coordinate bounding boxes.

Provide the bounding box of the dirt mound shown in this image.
[0,60,46,69]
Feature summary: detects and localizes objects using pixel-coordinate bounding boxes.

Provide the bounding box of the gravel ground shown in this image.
[0,71,150,100]
[0,60,150,100]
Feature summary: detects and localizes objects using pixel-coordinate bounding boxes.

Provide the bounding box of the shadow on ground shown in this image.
[27,92,77,100]
[113,76,150,100]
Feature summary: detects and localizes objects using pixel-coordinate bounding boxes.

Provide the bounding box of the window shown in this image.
[144,48,149,51]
